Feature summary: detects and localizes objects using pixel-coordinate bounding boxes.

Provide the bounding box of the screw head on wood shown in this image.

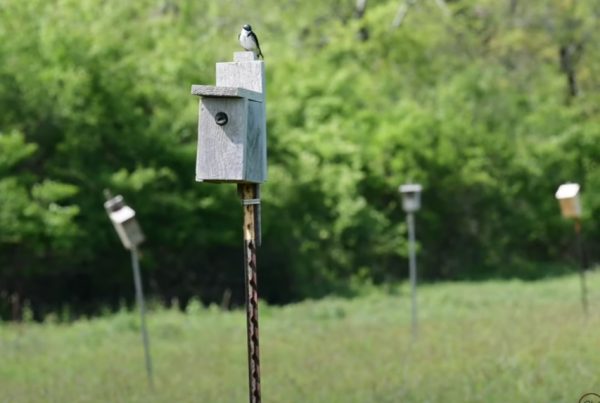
[215,112,228,126]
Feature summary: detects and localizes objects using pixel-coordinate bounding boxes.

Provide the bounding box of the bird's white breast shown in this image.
[239,30,257,51]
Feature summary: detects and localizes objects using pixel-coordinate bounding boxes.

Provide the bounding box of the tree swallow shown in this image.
[239,24,264,59]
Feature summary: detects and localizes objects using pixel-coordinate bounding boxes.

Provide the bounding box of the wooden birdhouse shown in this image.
[191,52,267,183]
[555,183,581,219]
[104,195,145,250]
[399,183,423,213]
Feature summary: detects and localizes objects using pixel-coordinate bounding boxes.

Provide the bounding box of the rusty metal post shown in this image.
[238,183,261,403]
[574,218,588,317]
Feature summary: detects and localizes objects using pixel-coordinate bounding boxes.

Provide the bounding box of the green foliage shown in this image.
[0,0,598,315]
[0,131,80,255]
[1,273,600,402]
[0,130,37,173]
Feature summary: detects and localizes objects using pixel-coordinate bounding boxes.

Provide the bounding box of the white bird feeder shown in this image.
[103,192,153,385]
[104,195,145,250]
[398,182,423,340]
[555,183,581,219]
[399,183,423,213]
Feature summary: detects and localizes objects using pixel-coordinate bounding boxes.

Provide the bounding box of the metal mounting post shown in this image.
[131,247,154,388]
[574,219,588,317]
[239,183,261,403]
[406,212,418,341]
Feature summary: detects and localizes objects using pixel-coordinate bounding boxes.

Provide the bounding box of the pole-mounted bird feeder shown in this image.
[104,195,145,250]
[555,182,581,219]
[399,183,422,213]
[103,193,154,387]
[191,52,267,184]
[191,51,266,403]
[398,183,422,341]
[554,182,588,316]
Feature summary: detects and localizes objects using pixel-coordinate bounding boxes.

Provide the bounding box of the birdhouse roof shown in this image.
[191,85,263,102]
[555,183,580,200]
[399,183,423,194]
[103,195,125,213]
[108,205,136,224]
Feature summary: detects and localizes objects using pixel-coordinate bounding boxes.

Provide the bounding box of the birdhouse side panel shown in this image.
[196,98,248,182]
[113,223,132,250]
[403,198,419,213]
[244,100,267,183]
[123,219,145,248]
[559,197,582,218]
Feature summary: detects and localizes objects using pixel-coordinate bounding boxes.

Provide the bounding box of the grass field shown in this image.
[1,271,600,403]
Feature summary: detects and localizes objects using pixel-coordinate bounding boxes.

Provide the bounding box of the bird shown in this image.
[238,24,263,59]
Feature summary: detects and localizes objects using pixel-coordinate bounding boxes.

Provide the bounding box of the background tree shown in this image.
[0,0,598,319]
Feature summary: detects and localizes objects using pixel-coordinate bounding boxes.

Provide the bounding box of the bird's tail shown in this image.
[258,48,264,59]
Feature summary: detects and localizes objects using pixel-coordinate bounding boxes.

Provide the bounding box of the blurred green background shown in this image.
[0,0,598,320]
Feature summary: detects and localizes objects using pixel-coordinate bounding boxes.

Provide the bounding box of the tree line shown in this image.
[0,0,598,320]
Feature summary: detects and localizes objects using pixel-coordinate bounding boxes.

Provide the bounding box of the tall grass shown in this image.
[1,272,599,402]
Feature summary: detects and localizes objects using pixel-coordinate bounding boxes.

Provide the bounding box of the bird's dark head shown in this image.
[242,24,252,32]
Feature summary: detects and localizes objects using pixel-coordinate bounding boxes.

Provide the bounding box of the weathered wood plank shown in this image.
[191,85,263,102]
[193,52,267,183]
[196,98,247,182]
[234,51,257,62]
[216,62,265,94]
[216,56,267,183]
[244,100,264,182]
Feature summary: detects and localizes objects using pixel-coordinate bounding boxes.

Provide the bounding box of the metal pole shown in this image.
[131,247,154,388]
[406,212,418,340]
[239,183,261,403]
[574,219,588,317]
